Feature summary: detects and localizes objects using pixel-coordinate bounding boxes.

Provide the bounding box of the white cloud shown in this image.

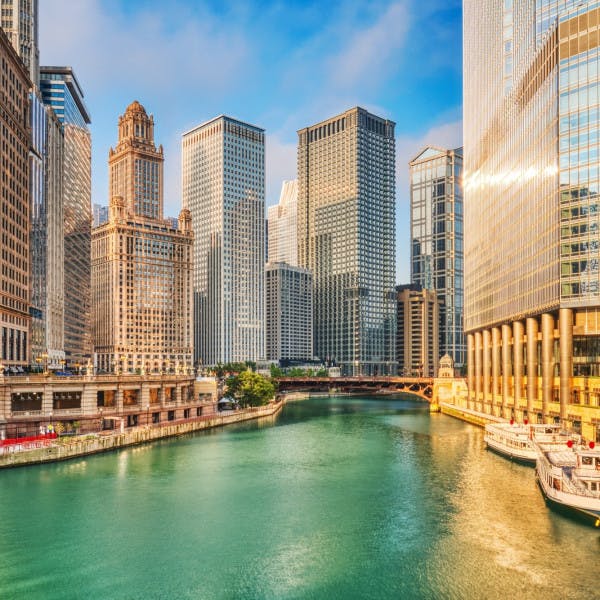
[328,2,411,90]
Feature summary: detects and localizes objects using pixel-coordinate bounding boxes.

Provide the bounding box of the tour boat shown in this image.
[535,441,600,526]
[484,422,569,464]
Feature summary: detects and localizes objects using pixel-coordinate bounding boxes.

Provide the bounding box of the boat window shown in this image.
[582,456,593,466]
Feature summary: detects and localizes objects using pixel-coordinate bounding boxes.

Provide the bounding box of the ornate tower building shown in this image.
[92,102,193,375]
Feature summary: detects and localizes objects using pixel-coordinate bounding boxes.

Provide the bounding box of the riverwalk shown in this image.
[0,402,283,469]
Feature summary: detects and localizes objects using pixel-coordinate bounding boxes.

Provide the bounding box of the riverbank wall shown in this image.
[439,402,506,427]
[0,402,283,469]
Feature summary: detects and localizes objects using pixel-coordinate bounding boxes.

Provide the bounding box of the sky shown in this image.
[39,0,463,283]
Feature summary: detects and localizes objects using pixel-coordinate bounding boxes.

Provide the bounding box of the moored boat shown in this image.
[484,422,570,464]
[535,441,600,526]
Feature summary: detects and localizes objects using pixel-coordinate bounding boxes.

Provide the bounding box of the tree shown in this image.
[315,368,329,377]
[226,370,275,407]
[270,364,283,378]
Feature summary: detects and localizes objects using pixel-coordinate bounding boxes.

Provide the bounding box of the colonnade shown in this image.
[466,309,572,423]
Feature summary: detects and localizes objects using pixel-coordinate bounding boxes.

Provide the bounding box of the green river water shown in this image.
[0,395,598,599]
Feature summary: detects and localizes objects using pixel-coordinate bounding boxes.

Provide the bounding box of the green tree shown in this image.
[270,364,283,378]
[226,371,275,407]
[287,367,306,377]
[315,368,329,377]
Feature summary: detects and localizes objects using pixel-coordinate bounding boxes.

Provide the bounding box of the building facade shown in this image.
[297,107,396,375]
[182,115,265,366]
[92,101,193,374]
[410,146,465,369]
[265,262,313,362]
[267,180,298,265]
[40,66,92,369]
[396,284,440,377]
[464,1,600,441]
[30,91,64,369]
[0,0,38,86]
[0,28,31,370]
[92,204,109,228]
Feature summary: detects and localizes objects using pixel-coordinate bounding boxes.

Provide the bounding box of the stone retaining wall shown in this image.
[440,402,505,428]
[0,403,283,469]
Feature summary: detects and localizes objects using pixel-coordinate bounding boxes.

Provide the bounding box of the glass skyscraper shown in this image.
[297,107,396,375]
[464,0,600,441]
[267,180,298,266]
[410,146,464,369]
[40,66,92,369]
[182,116,265,366]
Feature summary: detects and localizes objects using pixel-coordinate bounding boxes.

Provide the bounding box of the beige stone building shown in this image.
[92,101,193,375]
[396,284,440,377]
[0,27,31,370]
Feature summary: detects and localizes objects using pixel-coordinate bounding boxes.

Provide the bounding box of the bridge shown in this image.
[276,376,435,402]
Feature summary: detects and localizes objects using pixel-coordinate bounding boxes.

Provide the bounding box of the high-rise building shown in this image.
[182,115,265,366]
[40,66,92,369]
[297,107,396,375]
[265,262,313,362]
[267,180,298,265]
[464,1,600,440]
[410,146,464,369]
[30,91,64,369]
[396,284,440,377]
[0,0,38,86]
[92,101,193,374]
[92,204,109,228]
[0,27,31,369]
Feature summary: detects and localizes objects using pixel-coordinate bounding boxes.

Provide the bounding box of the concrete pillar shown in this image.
[559,308,573,425]
[541,313,554,422]
[526,317,539,418]
[513,321,524,414]
[483,329,491,411]
[492,327,501,399]
[501,324,512,418]
[467,333,475,408]
[474,331,483,411]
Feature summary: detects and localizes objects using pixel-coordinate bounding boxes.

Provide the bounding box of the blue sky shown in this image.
[39,0,462,283]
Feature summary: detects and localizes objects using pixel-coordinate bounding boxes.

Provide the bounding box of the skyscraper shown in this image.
[40,66,92,369]
[92,204,109,228]
[0,27,31,369]
[396,284,440,377]
[464,1,600,440]
[297,107,396,375]
[265,262,313,362]
[410,146,464,368]
[0,0,38,86]
[182,116,265,366]
[30,92,64,369]
[267,180,298,265]
[92,101,193,374]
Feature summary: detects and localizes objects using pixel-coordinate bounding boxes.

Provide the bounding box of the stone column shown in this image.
[513,321,524,415]
[559,308,573,426]
[541,313,554,422]
[474,331,483,411]
[492,327,501,400]
[467,333,475,409]
[501,324,512,418]
[483,329,491,412]
[526,317,539,418]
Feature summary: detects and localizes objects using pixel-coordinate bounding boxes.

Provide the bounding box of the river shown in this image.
[0,395,598,599]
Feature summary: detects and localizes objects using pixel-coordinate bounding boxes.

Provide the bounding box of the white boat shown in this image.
[484,422,569,464]
[535,443,600,526]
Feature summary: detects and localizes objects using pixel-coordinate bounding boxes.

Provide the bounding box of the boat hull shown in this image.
[535,475,600,527]
[484,436,537,465]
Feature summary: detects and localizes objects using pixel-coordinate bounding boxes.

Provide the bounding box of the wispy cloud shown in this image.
[327,2,410,90]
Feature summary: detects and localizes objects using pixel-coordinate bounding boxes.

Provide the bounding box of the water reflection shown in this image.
[0,395,598,599]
